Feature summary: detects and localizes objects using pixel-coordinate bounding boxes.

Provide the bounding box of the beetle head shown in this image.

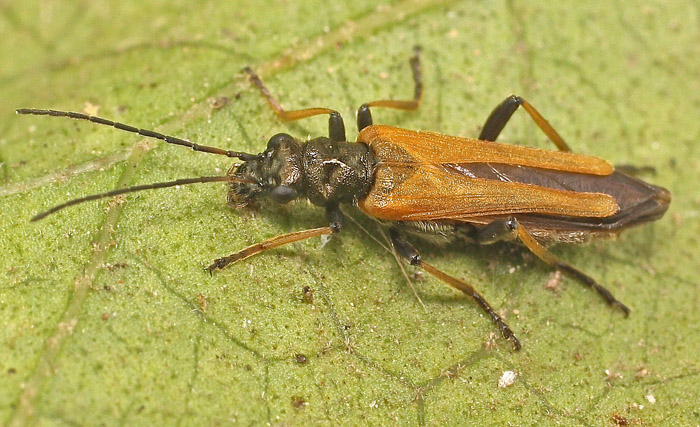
[228,133,304,207]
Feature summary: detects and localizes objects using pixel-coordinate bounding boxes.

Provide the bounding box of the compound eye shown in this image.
[269,185,298,204]
[266,133,292,151]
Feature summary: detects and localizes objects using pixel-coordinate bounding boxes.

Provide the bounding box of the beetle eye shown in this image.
[269,185,298,204]
[267,133,291,150]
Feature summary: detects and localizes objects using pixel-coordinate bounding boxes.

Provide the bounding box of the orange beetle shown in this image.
[18,47,670,349]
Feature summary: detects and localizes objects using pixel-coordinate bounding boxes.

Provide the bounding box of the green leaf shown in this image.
[1,1,698,425]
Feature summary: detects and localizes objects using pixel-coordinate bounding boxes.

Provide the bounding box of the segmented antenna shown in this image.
[16,108,260,161]
[31,175,257,221]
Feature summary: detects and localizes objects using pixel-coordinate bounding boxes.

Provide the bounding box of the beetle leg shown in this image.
[389,228,521,350]
[476,217,630,315]
[208,207,343,272]
[243,67,346,142]
[325,204,344,233]
[479,95,572,152]
[357,46,423,132]
[206,226,334,273]
[614,164,656,176]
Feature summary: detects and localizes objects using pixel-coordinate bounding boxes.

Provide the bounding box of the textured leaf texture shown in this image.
[1,1,698,425]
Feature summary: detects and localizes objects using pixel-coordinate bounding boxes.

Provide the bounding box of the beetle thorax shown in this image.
[301,137,374,206]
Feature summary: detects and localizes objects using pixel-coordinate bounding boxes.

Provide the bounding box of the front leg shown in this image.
[244,67,347,142]
[206,226,334,273]
[207,206,345,273]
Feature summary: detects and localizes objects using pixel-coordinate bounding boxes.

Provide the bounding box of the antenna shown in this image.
[16,109,260,161]
[31,175,257,221]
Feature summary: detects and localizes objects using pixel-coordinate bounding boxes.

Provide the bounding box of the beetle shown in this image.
[17,47,670,349]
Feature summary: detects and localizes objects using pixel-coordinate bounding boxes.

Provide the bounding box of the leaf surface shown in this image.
[1,1,698,425]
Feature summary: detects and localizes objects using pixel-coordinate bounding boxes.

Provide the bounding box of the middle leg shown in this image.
[356,46,423,131]
[390,227,521,350]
